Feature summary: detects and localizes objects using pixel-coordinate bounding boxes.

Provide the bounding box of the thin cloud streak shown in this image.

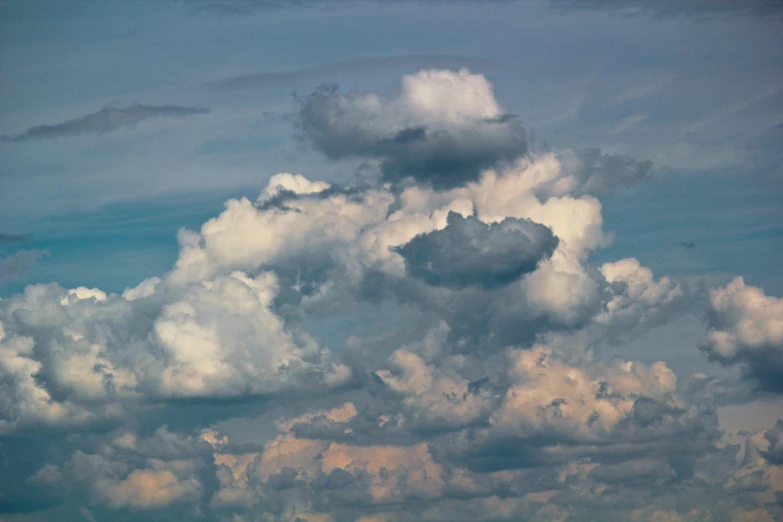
[3,105,210,142]
[205,54,492,89]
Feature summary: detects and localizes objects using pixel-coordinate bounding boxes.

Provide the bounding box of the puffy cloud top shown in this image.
[700,277,783,392]
[297,69,527,188]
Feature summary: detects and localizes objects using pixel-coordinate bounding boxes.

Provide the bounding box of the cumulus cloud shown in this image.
[594,257,689,342]
[297,69,527,188]
[700,277,783,392]
[2,69,780,521]
[2,104,210,141]
[0,272,350,435]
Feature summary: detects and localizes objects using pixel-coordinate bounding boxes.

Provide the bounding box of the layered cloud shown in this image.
[1,69,781,521]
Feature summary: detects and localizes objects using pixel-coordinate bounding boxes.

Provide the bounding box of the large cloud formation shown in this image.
[1,69,782,522]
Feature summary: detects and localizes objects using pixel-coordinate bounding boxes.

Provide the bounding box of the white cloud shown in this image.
[701,277,783,392]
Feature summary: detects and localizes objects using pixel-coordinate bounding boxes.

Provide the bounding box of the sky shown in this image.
[0,0,782,521]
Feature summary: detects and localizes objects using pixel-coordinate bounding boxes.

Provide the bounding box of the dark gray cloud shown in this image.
[207,54,491,90]
[3,105,210,142]
[0,249,47,284]
[395,212,558,289]
[296,73,528,188]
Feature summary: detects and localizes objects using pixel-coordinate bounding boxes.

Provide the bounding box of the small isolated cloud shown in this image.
[3,104,210,141]
[561,148,654,194]
[700,277,783,392]
[297,68,527,188]
[395,211,559,288]
[0,249,47,284]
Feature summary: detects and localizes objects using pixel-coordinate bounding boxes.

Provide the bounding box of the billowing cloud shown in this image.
[297,69,527,188]
[1,69,780,521]
[3,104,210,141]
[0,271,350,435]
[700,277,783,392]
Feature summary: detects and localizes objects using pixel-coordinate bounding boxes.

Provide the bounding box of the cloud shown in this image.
[549,0,783,20]
[700,277,783,392]
[555,148,654,195]
[190,0,516,14]
[0,272,350,436]
[296,69,527,188]
[2,69,781,521]
[0,249,47,284]
[0,233,30,243]
[394,212,558,289]
[761,420,783,464]
[2,105,210,141]
[207,54,491,90]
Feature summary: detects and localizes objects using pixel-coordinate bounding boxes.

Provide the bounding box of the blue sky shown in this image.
[1,1,783,521]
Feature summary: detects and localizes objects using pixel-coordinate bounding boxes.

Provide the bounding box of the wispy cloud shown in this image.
[550,0,783,20]
[0,249,47,284]
[3,104,210,142]
[206,54,491,90]
[0,233,30,243]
